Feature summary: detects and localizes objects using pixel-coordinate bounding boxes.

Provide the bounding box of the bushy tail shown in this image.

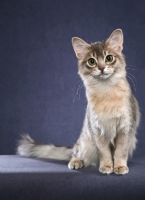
[17,135,73,161]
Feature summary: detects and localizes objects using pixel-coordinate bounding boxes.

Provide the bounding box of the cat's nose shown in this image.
[98,66,105,73]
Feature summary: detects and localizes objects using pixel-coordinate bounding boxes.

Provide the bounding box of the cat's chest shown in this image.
[88,97,129,136]
[90,96,125,119]
[89,109,120,143]
[91,110,118,132]
[87,84,128,118]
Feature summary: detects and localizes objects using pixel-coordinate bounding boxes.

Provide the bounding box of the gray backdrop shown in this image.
[0,0,145,155]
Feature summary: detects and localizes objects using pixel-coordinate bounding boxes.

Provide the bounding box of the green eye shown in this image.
[105,55,113,62]
[88,58,96,66]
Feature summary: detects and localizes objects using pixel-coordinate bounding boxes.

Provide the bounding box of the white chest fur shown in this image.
[88,101,130,144]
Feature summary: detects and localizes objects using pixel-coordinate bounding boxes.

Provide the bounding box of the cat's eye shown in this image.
[88,58,96,67]
[105,55,113,63]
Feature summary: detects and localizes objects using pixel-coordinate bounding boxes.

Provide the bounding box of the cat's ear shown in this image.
[72,37,91,60]
[106,29,123,53]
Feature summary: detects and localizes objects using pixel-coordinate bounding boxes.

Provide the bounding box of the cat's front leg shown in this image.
[113,133,130,175]
[95,135,113,174]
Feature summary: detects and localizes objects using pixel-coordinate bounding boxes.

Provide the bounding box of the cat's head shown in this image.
[72,29,126,85]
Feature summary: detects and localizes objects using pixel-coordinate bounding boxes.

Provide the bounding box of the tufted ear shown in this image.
[72,37,91,60]
[106,29,123,53]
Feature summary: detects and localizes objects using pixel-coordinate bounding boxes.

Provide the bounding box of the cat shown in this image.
[17,29,140,175]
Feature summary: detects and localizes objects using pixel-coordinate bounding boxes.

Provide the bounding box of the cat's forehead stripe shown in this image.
[91,42,105,58]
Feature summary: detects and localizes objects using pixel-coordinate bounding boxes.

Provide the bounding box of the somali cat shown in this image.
[17,29,140,175]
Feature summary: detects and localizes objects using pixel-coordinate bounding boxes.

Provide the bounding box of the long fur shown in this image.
[17,29,140,175]
[17,135,72,161]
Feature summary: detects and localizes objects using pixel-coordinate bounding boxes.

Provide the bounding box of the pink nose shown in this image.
[98,66,105,73]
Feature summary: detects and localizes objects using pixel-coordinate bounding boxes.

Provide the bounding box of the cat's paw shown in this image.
[68,160,84,170]
[99,165,113,174]
[114,166,129,175]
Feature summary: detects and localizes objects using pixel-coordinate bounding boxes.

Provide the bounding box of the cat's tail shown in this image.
[17,135,73,161]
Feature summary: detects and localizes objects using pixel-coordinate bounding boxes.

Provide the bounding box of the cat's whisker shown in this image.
[127,72,137,83]
[78,84,84,100]
[73,82,83,103]
[127,75,136,92]
[72,80,82,90]
[126,64,137,69]
[126,68,137,71]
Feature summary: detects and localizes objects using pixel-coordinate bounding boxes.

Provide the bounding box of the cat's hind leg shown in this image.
[68,139,98,169]
[68,157,84,169]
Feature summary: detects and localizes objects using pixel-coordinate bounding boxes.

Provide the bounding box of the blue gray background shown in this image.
[0,0,145,155]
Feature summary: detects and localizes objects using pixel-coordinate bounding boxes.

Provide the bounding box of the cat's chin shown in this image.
[99,74,112,79]
[93,73,112,80]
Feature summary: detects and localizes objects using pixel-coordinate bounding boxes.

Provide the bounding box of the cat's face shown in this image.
[72,29,126,83]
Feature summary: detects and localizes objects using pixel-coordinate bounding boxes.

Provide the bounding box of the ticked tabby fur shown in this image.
[17,29,140,175]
